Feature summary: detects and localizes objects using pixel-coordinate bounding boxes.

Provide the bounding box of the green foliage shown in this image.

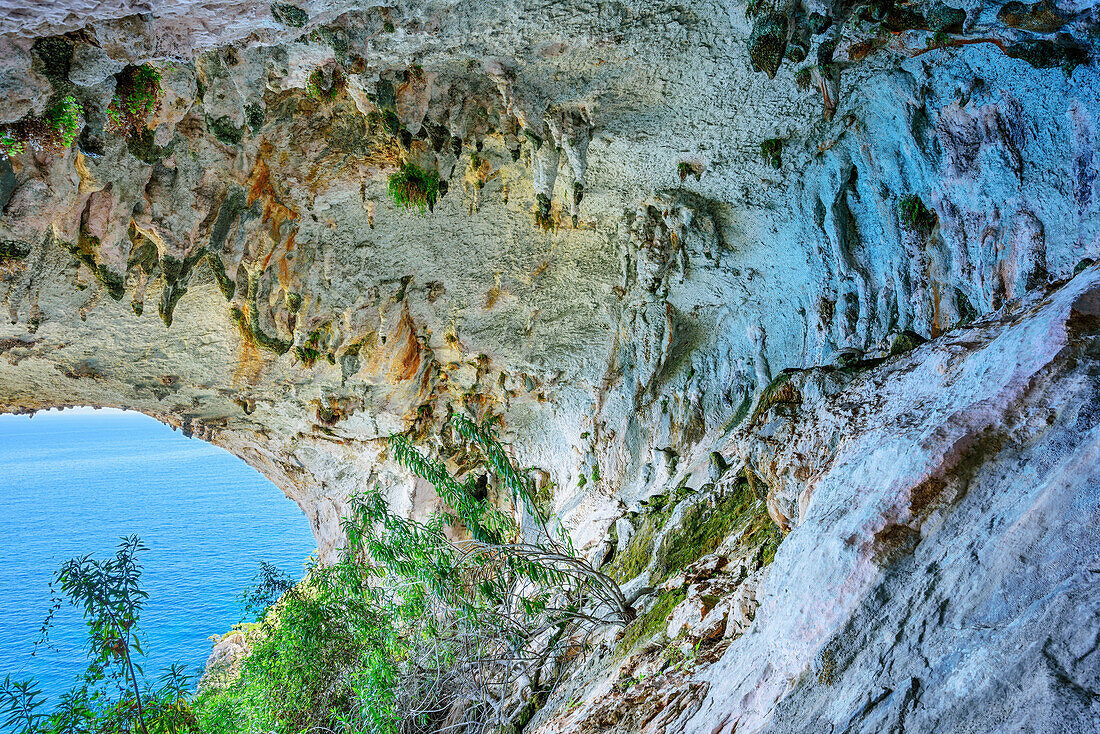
[760,137,783,169]
[44,97,81,149]
[677,161,700,182]
[387,162,440,213]
[897,194,937,231]
[306,66,344,102]
[196,416,631,734]
[194,559,398,734]
[0,96,83,157]
[1,536,200,734]
[239,561,296,621]
[794,67,814,91]
[204,115,242,146]
[107,66,162,140]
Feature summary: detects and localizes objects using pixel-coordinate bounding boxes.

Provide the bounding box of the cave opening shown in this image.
[0,407,316,699]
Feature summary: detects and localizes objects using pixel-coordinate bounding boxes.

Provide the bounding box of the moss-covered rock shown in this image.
[617,588,686,654]
[651,480,782,582]
[751,370,801,424]
[606,508,667,583]
[206,114,243,146]
[926,2,966,33]
[890,329,927,356]
[270,2,308,27]
[1004,36,1089,72]
[748,12,789,79]
[998,0,1067,33]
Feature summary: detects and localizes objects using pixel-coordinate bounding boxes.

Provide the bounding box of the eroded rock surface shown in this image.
[0,0,1098,730]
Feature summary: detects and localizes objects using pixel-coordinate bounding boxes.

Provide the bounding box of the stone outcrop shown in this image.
[0,0,1098,730]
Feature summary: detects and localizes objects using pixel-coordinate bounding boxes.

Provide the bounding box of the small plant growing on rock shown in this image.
[677,161,701,182]
[794,67,814,90]
[306,65,345,102]
[0,95,83,157]
[387,161,440,213]
[898,194,937,231]
[106,65,162,139]
[760,137,783,169]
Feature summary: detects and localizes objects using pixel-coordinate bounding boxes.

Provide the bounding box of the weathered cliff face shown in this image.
[0,0,1098,730]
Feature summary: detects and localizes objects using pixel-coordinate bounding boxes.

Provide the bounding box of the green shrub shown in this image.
[106,65,162,139]
[194,560,398,734]
[197,415,632,733]
[0,96,83,157]
[387,161,440,212]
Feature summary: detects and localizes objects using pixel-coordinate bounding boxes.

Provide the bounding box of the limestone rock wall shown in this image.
[0,0,1098,729]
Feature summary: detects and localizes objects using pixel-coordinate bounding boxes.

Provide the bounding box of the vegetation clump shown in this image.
[534,193,554,231]
[270,2,308,26]
[0,96,82,157]
[196,415,632,733]
[306,65,345,102]
[606,496,677,583]
[0,240,31,275]
[387,161,440,213]
[748,12,790,78]
[617,588,686,653]
[794,67,814,90]
[898,194,937,231]
[760,137,783,169]
[106,65,162,139]
[678,161,702,182]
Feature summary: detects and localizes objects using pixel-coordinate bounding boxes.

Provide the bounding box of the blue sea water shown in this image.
[0,408,316,701]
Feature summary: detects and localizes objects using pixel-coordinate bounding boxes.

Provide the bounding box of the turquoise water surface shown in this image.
[0,408,316,700]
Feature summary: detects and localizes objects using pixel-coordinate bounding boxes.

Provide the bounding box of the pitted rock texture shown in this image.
[0,0,1098,729]
[526,267,1100,734]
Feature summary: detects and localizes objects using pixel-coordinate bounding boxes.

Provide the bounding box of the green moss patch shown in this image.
[65,228,124,300]
[271,2,308,26]
[606,497,676,584]
[306,66,345,102]
[751,371,802,424]
[651,480,782,582]
[0,240,30,261]
[760,138,783,169]
[897,195,937,232]
[206,114,243,146]
[618,588,685,654]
